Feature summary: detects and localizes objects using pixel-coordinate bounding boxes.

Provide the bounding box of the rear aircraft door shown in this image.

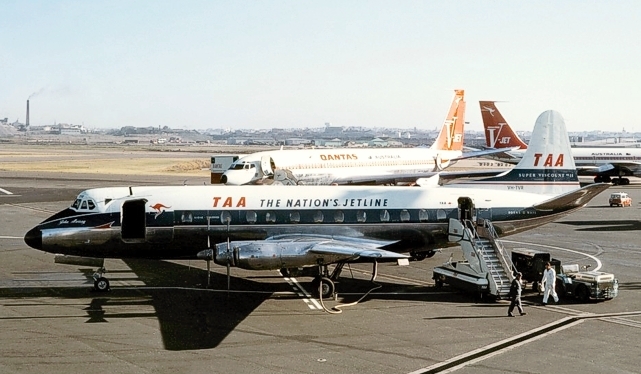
[457,197,476,223]
[261,156,274,176]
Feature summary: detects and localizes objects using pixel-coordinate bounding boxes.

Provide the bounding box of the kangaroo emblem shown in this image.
[150,203,171,218]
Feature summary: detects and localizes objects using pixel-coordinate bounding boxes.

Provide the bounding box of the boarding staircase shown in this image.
[447,218,514,298]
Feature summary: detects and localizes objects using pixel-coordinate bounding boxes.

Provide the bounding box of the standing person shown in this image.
[508,272,526,317]
[541,262,559,306]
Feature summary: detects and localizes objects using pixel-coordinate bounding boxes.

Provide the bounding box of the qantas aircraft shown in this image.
[480,101,641,185]
[221,90,510,186]
[24,110,608,296]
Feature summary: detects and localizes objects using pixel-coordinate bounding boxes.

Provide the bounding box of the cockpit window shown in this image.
[231,162,255,170]
[71,197,97,211]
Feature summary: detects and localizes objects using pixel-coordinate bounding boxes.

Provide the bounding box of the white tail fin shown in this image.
[479,101,528,149]
[430,90,466,152]
[457,110,579,195]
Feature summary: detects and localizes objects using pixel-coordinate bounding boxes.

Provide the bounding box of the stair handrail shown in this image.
[464,219,503,296]
[478,219,515,285]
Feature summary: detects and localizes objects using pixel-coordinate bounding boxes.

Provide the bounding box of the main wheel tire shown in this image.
[94,277,110,292]
[311,276,335,298]
[411,251,427,261]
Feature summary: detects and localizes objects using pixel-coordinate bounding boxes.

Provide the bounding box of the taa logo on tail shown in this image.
[533,153,564,167]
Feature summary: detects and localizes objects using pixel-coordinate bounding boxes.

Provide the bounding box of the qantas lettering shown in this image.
[533,153,564,167]
[319,154,358,161]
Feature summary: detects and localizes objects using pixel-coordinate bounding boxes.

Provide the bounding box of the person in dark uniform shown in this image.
[508,272,527,317]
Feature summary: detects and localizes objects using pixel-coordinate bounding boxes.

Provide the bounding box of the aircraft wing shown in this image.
[576,162,641,175]
[533,183,611,210]
[267,234,408,260]
[331,169,507,186]
[308,242,410,260]
[451,147,521,162]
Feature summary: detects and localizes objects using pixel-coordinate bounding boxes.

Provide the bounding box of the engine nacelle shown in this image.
[213,241,353,270]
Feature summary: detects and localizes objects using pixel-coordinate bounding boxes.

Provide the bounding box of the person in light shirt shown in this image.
[541,262,559,306]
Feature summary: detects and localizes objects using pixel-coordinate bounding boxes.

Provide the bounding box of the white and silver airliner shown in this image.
[24,110,609,295]
[221,90,508,185]
[481,101,641,185]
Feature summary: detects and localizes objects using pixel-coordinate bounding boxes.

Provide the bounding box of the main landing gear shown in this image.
[92,267,110,292]
[311,262,346,298]
[410,250,437,261]
[594,175,630,185]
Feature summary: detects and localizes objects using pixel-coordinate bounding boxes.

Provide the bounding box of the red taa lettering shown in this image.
[533,153,564,167]
[554,154,564,166]
[533,153,543,166]
[213,196,246,207]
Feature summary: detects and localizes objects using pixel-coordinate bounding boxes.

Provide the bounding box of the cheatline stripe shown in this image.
[0,188,14,195]
[462,182,579,185]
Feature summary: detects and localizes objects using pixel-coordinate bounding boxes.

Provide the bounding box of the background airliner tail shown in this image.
[460,110,582,195]
[430,89,466,152]
[479,101,528,149]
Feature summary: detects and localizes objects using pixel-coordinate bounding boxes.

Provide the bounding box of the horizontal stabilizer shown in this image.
[533,183,610,210]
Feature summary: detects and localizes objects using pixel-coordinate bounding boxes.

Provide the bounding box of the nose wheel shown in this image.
[92,267,110,292]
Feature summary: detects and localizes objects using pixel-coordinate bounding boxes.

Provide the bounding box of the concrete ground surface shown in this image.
[1,148,640,374]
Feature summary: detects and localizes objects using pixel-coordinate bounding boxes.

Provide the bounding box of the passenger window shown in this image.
[313,211,324,223]
[357,210,367,223]
[220,211,232,224]
[181,211,193,223]
[400,210,410,222]
[419,209,429,222]
[265,211,276,223]
[246,211,257,224]
[436,209,448,222]
[334,210,344,223]
[380,210,390,222]
[290,211,300,223]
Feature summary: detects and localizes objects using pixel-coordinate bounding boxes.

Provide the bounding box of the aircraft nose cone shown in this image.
[220,174,228,184]
[24,227,42,250]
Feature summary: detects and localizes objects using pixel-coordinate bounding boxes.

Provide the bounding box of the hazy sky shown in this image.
[2,1,639,132]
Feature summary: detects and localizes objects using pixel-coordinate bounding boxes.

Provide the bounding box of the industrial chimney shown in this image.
[26,100,30,128]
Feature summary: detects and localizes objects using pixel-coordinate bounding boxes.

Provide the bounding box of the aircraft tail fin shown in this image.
[479,101,528,149]
[430,90,466,152]
[460,110,583,195]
